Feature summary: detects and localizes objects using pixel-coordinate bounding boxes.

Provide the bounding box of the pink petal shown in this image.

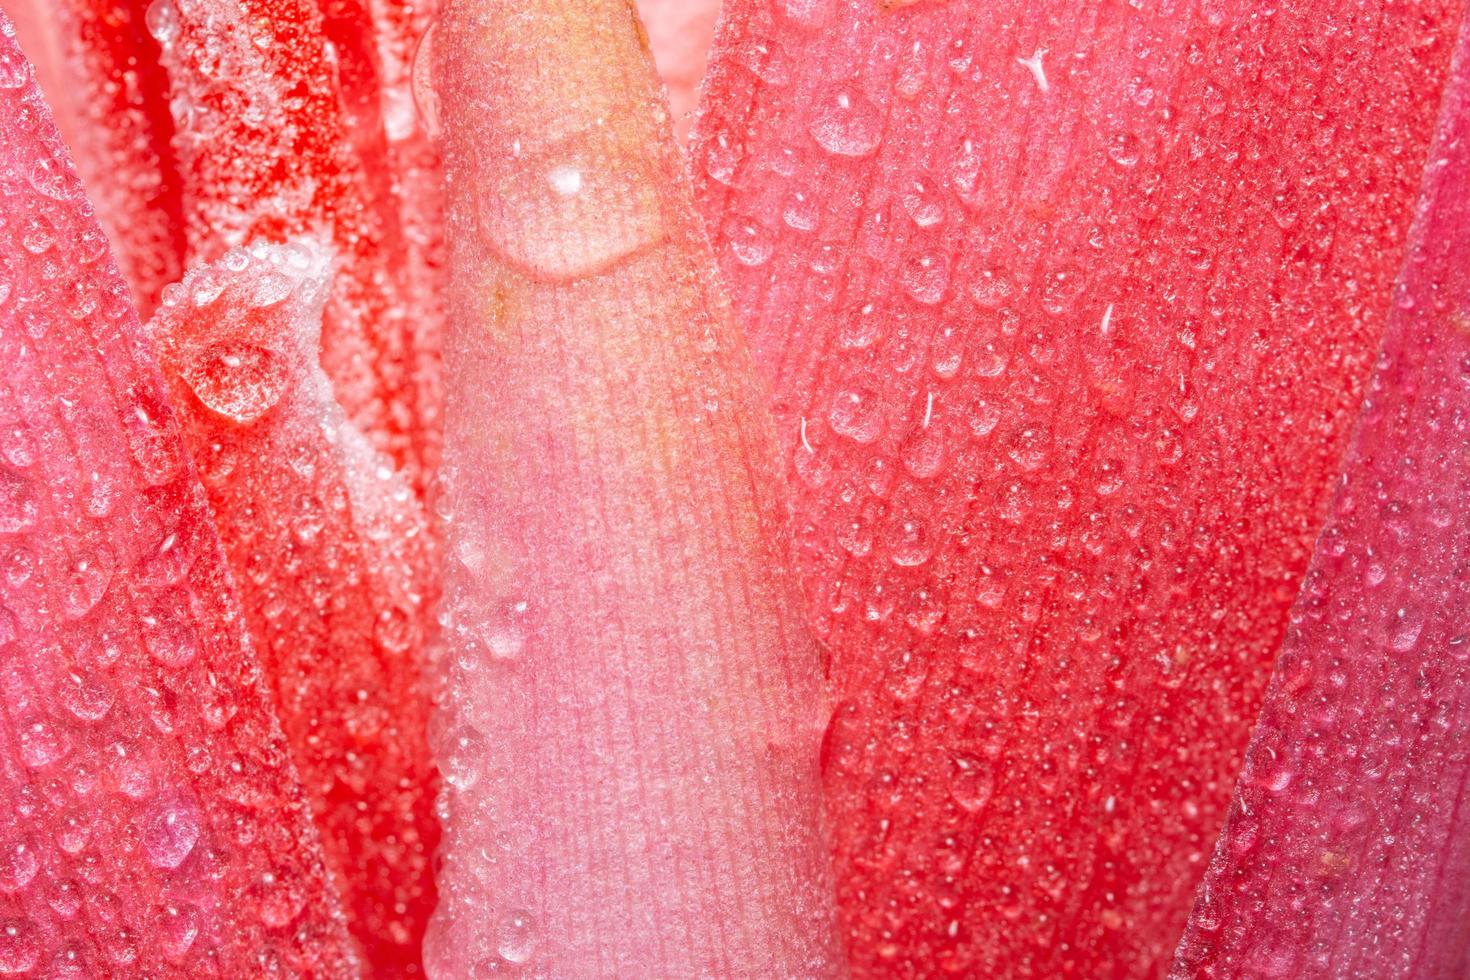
[429,1,843,974]
[0,17,356,975]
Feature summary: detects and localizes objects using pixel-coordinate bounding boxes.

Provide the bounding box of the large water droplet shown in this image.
[496,909,537,965]
[476,129,666,282]
[829,388,884,444]
[180,343,292,424]
[145,0,180,44]
[809,87,883,157]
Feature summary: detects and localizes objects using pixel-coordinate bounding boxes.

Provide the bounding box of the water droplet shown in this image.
[0,919,39,976]
[724,217,774,267]
[441,724,487,791]
[145,0,180,44]
[783,192,818,232]
[0,468,37,534]
[486,609,527,662]
[0,839,37,893]
[56,672,114,722]
[28,158,75,201]
[887,516,933,567]
[375,605,418,655]
[140,601,201,670]
[17,718,69,769]
[838,302,884,350]
[950,756,994,812]
[1042,265,1086,314]
[704,131,740,185]
[189,268,225,306]
[829,388,884,444]
[1107,132,1140,167]
[968,267,1014,309]
[47,880,81,919]
[809,87,883,157]
[900,175,945,227]
[62,550,113,619]
[143,799,200,869]
[900,253,949,305]
[476,129,666,282]
[411,21,441,138]
[0,47,30,90]
[157,903,200,959]
[252,872,304,928]
[901,423,946,479]
[1390,611,1423,652]
[496,909,537,965]
[180,343,292,424]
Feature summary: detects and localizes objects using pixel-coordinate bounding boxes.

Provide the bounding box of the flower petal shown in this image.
[150,0,438,487]
[147,241,439,975]
[636,0,721,144]
[429,0,843,974]
[4,0,184,316]
[1173,17,1470,976]
[0,17,356,974]
[692,0,1462,973]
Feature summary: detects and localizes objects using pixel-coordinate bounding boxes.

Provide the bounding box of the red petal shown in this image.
[1173,16,1470,976]
[692,0,1462,973]
[429,1,842,973]
[147,242,439,975]
[0,18,356,975]
[152,0,437,487]
[4,0,184,317]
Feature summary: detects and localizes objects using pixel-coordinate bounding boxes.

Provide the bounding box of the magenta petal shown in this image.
[1173,19,1470,979]
[0,18,356,976]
